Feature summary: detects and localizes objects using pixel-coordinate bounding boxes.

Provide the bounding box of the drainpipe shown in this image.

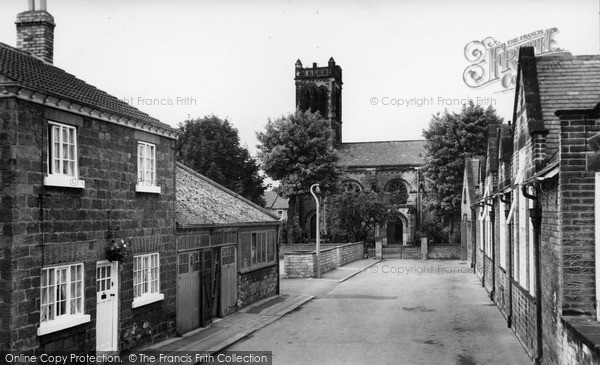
[485,199,495,301]
[471,205,477,273]
[522,185,542,365]
[500,192,513,328]
[478,201,485,287]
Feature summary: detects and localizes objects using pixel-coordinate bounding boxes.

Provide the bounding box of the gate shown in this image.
[381,244,422,259]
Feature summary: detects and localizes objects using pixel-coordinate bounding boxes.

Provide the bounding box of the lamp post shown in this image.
[310,183,321,278]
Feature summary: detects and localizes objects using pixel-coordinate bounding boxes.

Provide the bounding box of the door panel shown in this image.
[96,261,118,352]
[220,245,237,317]
[201,250,213,326]
[176,251,201,334]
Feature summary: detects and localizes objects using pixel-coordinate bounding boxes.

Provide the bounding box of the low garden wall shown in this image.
[283,242,364,278]
[428,244,461,259]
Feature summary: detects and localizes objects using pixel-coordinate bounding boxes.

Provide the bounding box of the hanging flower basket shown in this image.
[106,238,131,262]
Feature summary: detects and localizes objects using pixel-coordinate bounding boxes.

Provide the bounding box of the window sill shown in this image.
[135,184,161,194]
[561,316,600,357]
[44,174,85,189]
[37,314,90,336]
[132,293,164,308]
[240,261,277,275]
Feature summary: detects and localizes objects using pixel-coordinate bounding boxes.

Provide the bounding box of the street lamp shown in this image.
[310,183,321,278]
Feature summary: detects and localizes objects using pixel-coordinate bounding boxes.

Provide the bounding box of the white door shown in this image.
[96,261,118,352]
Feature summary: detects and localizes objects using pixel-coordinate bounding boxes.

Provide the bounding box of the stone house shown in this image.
[0,2,179,353]
[175,164,281,334]
[294,59,426,244]
[263,191,289,221]
[468,46,600,364]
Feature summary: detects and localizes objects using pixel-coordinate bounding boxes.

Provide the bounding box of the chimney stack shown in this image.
[15,0,55,64]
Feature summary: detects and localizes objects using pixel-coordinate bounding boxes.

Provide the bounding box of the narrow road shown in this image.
[228,259,531,365]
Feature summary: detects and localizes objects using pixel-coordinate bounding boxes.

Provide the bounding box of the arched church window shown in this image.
[342,180,363,194]
[385,179,408,204]
[317,86,328,117]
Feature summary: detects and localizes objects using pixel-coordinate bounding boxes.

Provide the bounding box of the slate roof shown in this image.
[533,53,600,158]
[0,42,175,131]
[336,140,425,167]
[263,191,289,210]
[537,55,600,113]
[176,163,279,226]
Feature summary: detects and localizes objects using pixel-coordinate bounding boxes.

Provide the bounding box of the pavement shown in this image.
[142,258,379,357]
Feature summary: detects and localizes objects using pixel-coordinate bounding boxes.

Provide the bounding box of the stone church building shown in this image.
[294,58,426,244]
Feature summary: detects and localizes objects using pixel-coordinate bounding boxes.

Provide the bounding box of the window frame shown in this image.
[38,263,90,336]
[595,172,600,321]
[44,121,85,189]
[499,199,507,269]
[132,252,164,308]
[239,230,276,272]
[136,141,161,194]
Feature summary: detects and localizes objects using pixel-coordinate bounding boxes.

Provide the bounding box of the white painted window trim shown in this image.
[595,173,600,321]
[38,263,88,335]
[518,149,529,291]
[45,121,85,189]
[37,314,91,336]
[528,187,536,295]
[132,293,165,309]
[136,142,160,194]
[132,253,162,308]
[499,200,506,269]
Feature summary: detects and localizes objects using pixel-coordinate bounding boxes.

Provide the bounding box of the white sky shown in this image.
[0,0,598,154]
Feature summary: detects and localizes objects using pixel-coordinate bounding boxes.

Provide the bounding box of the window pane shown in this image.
[251,234,257,265]
[267,231,275,262]
[179,254,189,274]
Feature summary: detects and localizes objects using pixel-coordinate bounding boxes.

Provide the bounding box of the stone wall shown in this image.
[238,265,278,307]
[284,242,364,278]
[560,317,600,365]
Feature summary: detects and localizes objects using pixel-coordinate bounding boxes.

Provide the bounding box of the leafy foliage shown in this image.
[422,101,502,240]
[176,115,266,205]
[329,190,400,244]
[256,109,340,243]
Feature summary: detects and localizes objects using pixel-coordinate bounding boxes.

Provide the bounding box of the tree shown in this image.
[329,190,399,244]
[422,101,502,241]
[256,110,340,244]
[177,115,266,205]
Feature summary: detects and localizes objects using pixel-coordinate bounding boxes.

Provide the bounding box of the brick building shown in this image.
[294,59,426,244]
[175,164,281,334]
[467,47,600,364]
[0,1,180,352]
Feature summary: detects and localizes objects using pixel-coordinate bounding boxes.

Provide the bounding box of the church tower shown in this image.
[294,57,343,146]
